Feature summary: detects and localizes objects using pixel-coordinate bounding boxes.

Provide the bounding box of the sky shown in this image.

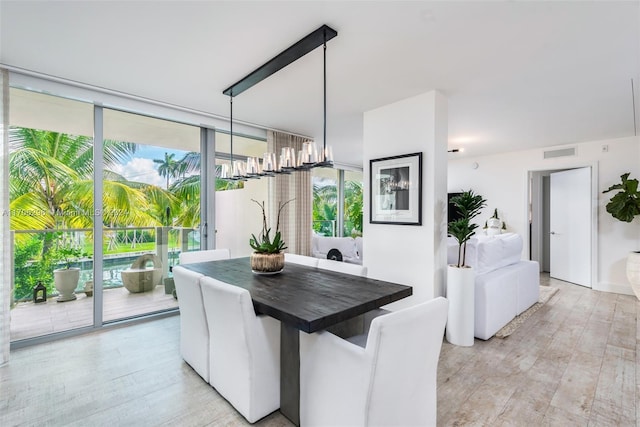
[112,146,188,189]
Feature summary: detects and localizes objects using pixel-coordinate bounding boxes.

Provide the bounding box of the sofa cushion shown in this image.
[447,233,522,275]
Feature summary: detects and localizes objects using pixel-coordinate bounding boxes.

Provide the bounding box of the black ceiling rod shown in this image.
[222,24,338,97]
[229,94,233,165]
[323,40,327,157]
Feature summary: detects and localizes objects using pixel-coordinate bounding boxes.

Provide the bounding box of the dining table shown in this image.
[181,256,413,426]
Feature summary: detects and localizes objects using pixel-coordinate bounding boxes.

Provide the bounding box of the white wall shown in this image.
[448,136,640,294]
[215,179,268,258]
[363,91,448,306]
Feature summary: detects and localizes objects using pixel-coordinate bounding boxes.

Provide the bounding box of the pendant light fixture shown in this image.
[221,25,338,180]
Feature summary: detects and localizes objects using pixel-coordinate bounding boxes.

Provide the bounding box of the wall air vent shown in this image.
[543,147,576,159]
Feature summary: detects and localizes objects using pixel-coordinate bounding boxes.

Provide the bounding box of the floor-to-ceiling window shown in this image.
[8,89,205,340]
[343,170,363,237]
[101,109,200,322]
[312,168,363,237]
[312,168,339,236]
[9,88,95,341]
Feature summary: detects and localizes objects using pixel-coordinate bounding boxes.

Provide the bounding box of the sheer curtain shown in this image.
[267,131,312,256]
[0,69,10,365]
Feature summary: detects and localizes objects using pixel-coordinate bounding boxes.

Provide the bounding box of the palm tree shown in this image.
[9,128,139,232]
[153,152,180,189]
[8,127,182,267]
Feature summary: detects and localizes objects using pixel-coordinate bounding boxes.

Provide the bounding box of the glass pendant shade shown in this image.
[232,160,246,178]
[219,164,230,179]
[262,152,276,172]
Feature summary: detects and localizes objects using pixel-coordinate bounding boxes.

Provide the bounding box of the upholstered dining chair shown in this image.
[300,297,449,427]
[317,258,367,276]
[200,277,281,423]
[172,266,209,383]
[178,248,230,264]
[284,253,319,268]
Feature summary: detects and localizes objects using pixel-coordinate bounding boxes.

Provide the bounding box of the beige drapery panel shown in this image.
[0,69,10,365]
[267,131,312,256]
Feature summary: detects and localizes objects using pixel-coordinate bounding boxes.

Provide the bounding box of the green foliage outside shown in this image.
[312,180,363,237]
[7,126,234,303]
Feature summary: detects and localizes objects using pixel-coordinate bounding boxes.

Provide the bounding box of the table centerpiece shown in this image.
[250,198,294,274]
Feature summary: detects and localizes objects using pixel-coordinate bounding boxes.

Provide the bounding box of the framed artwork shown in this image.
[369,152,422,225]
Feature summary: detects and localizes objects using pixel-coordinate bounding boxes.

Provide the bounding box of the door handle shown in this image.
[550,231,556,235]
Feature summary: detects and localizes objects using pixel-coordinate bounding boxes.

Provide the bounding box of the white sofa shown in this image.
[474,260,539,339]
[312,235,362,264]
[447,233,540,340]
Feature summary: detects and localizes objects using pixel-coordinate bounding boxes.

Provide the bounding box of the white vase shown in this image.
[626,251,640,301]
[487,218,501,229]
[446,265,475,346]
[53,268,80,302]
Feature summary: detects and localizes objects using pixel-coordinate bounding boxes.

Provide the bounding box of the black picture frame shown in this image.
[369,152,422,225]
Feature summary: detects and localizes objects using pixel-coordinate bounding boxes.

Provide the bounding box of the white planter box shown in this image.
[446,265,475,346]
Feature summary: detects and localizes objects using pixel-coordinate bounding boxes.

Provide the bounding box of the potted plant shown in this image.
[53,247,87,302]
[249,199,293,273]
[446,189,486,346]
[486,208,502,236]
[602,172,640,300]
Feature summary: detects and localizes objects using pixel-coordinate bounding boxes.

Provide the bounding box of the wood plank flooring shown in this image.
[1,275,637,426]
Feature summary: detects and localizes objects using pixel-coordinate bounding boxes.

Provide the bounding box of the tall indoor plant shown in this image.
[602,173,640,300]
[446,189,486,346]
[249,199,293,273]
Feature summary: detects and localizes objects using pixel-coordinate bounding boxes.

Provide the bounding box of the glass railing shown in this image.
[11,226,200,304]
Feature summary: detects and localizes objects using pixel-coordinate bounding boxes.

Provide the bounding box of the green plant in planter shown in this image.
[249,199,294,254]
[448,190,486,268]
[56,247,88,269]
[602,173,640,223]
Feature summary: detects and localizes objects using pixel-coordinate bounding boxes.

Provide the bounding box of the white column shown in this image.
[363,91,448,306]
[0,68,10,364]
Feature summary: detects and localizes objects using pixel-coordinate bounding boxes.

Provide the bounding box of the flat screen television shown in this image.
[447,192,464,224]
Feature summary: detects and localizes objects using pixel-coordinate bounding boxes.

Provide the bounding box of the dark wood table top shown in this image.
[181,257,412,333]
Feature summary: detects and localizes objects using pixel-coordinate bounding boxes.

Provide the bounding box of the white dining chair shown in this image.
[317,258,367,276]
[172,266,209,383]
[300,297,449,427]
[200,276,281,423]
[284,253,319,268]
[178,248,230,264]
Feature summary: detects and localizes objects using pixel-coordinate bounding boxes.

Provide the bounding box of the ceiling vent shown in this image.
[543,147,576,159]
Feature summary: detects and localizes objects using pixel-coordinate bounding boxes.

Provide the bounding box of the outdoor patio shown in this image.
[10,284,179,342]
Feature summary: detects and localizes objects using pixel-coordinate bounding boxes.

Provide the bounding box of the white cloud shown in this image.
[111,157,165,188]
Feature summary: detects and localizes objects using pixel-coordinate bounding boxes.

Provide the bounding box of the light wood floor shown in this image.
[1,275,638,426]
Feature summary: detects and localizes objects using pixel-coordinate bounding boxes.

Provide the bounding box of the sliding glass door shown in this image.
[8,89,205,341]
[101,109,200,322]
[9,88,95,341]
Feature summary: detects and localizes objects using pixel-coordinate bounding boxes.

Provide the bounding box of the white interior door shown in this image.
[549,167,592,287]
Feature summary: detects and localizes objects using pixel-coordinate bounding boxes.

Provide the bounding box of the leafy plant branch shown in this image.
[448,190,486,268]
[602,173,640,223]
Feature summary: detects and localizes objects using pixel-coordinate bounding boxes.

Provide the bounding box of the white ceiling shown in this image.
[1,1,639,166]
